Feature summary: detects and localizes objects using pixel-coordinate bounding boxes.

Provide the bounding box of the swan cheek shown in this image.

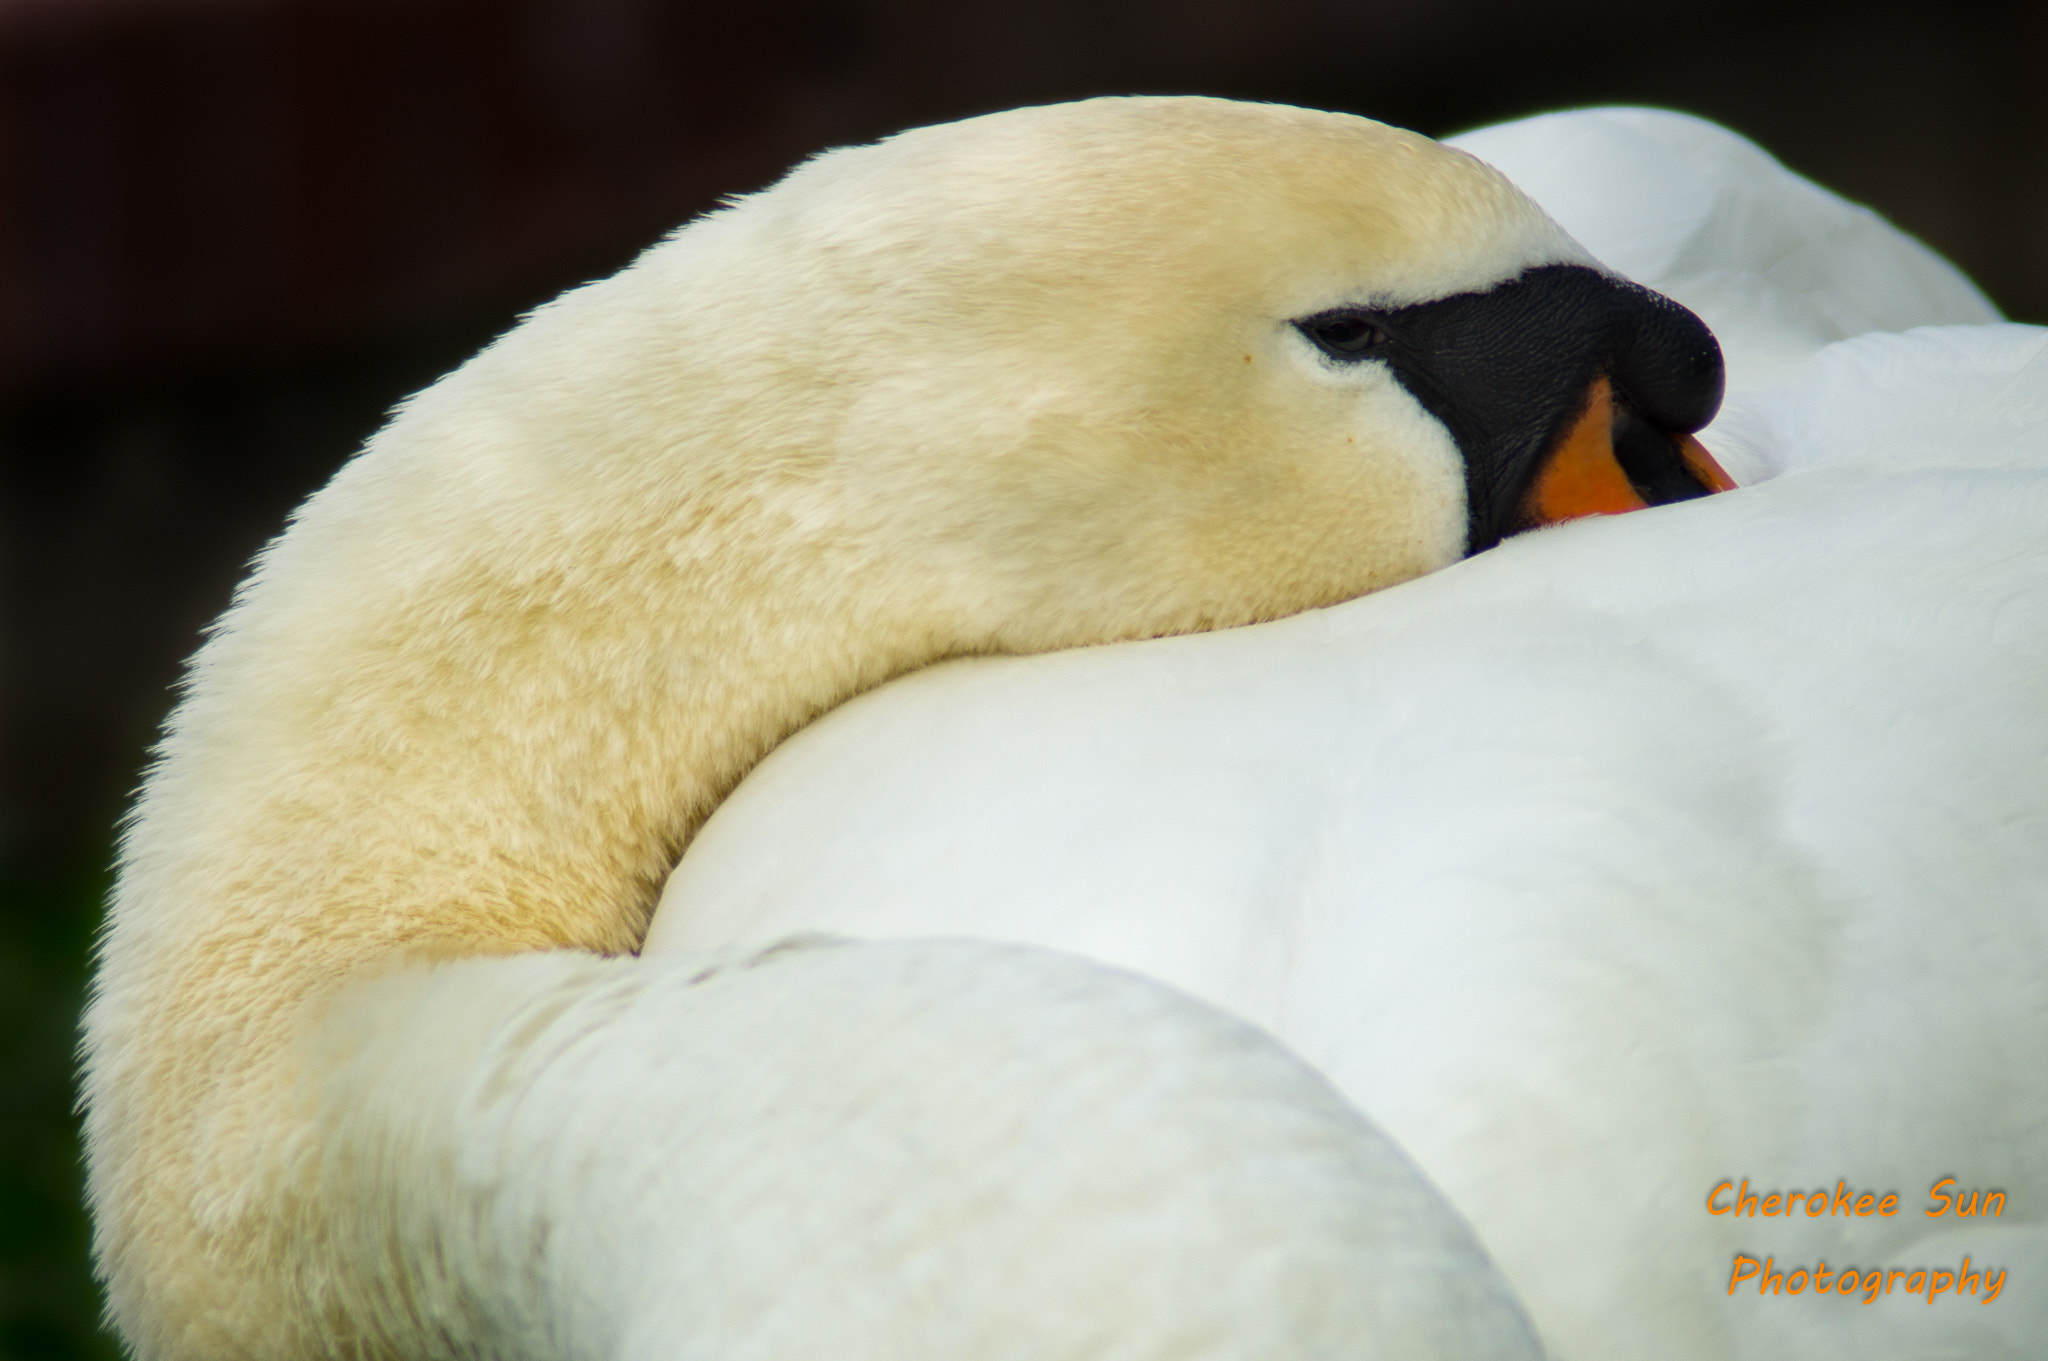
[1308,364,1469,590]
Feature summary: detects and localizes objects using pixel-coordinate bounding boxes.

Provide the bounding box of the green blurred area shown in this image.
[0,855,121,1361]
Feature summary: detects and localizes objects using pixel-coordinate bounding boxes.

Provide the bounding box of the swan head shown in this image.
[415,95,1727,669]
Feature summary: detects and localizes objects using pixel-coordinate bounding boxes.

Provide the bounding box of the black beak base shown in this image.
[1341,264,1726,555]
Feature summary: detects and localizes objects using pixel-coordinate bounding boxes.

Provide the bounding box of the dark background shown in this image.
[3,2,2043,1356]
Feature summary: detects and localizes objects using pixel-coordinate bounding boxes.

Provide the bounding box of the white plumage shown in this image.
[302,939,1545,1360]
[647,110,2048,1360]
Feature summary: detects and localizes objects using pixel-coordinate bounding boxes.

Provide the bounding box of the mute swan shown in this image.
[647,110,2048,1361]
[83,96,1743,1359]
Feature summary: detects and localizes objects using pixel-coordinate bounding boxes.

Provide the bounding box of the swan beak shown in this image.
[1679,432,1739,493]
[1516,376,1736,530]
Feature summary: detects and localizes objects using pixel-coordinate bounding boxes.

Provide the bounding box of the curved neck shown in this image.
[85,446,944,1353]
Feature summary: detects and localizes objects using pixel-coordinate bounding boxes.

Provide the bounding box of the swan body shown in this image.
[84,96,1692,1360]
[647,112,2048,1360]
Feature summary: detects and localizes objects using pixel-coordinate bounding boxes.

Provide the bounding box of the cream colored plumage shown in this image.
[85,98,1590,1359]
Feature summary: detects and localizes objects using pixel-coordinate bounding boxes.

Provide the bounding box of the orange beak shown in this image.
[1516,376,1736,530]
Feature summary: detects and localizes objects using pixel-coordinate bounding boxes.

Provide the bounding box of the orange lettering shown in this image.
[1854,1192,1875,1215]
[1761,1193,1782,1215]
[1728,1254,1760,1294]
[1927,1177,1955,1216]
[1707,1181,1733,1214]
[1879,1193,1899,1216]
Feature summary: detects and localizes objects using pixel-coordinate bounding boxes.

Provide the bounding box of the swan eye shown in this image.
[1299,311,1391,360]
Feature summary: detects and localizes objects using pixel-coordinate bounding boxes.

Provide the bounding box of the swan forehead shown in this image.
[749,96,1589,325]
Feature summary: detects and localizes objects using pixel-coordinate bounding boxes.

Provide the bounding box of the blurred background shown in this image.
[2,1,2043,1356]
